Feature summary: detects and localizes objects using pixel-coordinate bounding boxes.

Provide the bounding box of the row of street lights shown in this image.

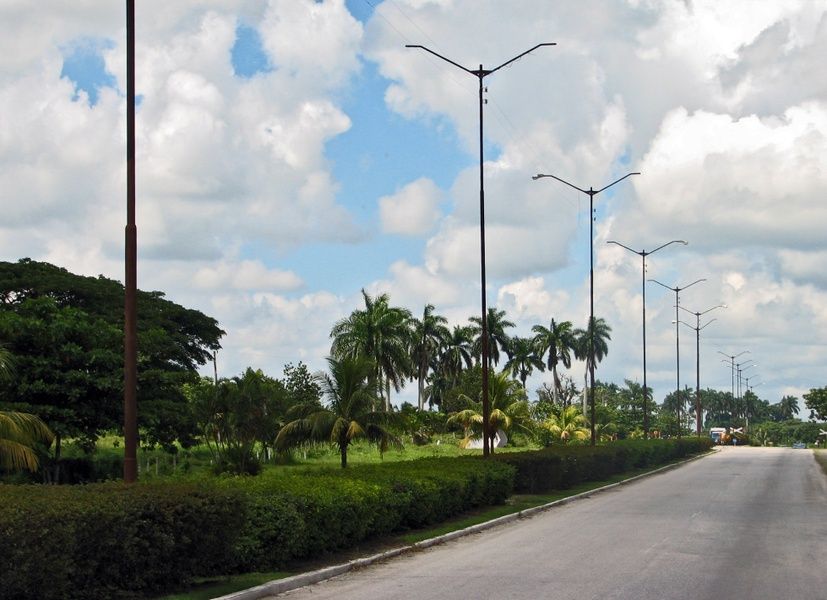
[404,42,730,446]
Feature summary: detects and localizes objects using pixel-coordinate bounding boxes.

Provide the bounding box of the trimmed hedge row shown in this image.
[0,440,709,599]
[0,457,514,600]
[494,437,713,493]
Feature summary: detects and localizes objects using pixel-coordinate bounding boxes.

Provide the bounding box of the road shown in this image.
[268,448,827,600]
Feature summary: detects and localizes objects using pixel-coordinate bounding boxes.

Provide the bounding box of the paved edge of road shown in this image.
[216,450,714,600]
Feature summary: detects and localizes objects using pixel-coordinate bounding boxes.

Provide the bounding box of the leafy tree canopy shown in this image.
[0,259,224,454]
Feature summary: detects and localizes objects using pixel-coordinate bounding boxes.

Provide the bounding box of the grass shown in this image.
[151,462,675,600]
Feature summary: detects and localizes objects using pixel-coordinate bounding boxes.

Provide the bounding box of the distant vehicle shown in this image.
[710,427,727,445]
[792,442,806,449]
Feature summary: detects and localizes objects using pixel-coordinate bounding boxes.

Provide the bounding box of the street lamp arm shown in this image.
[650,239,687,255]
[532,173,589,194]
[405,45,475,74]
[488,42,556,75]
[648,278,675,292]
[700,304,727,316]
[682,278,707,291]
[595,172,641,194]
[606,240,640,255]
[699,318,717,330]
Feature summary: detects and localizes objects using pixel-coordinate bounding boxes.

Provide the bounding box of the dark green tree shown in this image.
[0,259,224,463]
[468,307,514,370]
[804,387,827,421]
[410,304,449,410]
[503,336,544,389]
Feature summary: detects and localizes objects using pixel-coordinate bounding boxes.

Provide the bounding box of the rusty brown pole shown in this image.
[124,0,138,483]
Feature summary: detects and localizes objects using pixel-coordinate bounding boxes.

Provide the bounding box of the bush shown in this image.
[0,456,515,599]
[494,438,711,493]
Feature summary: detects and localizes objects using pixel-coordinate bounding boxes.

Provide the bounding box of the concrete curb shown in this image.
[215,451,712,600]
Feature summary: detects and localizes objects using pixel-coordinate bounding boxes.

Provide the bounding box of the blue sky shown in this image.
[4,0,827,410]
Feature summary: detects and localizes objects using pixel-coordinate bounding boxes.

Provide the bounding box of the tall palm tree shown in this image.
[330,289,413,410]
[778,395,800,420]
[468,307,514,370]
[0,345,54,472]
[503,336,545,389]
[531,318,576,405]
[574,317,612,413]
[438,325,474,383]
[275,356,399,468]
[410,305,449,410]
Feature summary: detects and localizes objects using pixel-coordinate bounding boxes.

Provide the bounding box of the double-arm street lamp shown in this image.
[532,172,640,445]
[607,239,686,435]
[650,277,705,436]
[676,304,726,436]
[737,360,756,400]
[406,42,555,456]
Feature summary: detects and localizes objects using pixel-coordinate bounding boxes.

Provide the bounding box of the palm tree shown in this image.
[448,368,530,452]
[468,307,514,369]
[531,318,576,405]
[778,395,800,420]
[438,325,474,383]
[410,305,449,410]
[0,345,54,472]
[275,356,399,468]
[541,405,589,444]
[574,317,612,413]
[330,289,413,410]
[503,336,545,389]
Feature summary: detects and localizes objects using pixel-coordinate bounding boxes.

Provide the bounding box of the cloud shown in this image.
[379,177,442,235]
[193,260,303,291]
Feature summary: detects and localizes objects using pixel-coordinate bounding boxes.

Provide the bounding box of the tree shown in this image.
[186,368,289,474]
[0,346,54,472]
[541,405,589,444]
[573,316,612,416]
[410,305,449,410]
[0,259,224,462]
[283,361,322,408]
[531,319,576,405]
[804,387,827,421]
[275,356,400,468]
[778,395,800,420]
[468,307,514,369]
[503,336,544,389]
[330,289,412,410]
[447,368,530,452]
[438,325,474,384]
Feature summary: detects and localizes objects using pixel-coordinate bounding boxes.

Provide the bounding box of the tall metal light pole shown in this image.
[606,239,686,435]
[406,43,555,456]
[677,304,726,436]
[737,360,756,401]
[650,277,705,436]
[533,172,640,445]
[718,350,749,425]
[124,0,138,483]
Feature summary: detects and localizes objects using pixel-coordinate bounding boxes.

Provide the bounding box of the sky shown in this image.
[1,0,826,413]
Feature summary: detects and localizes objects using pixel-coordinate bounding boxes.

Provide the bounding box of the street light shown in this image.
[677,304,726,436]
[533,172,640,445]
[650,278,706,436]
[406,42,555,457]
[124,0,138,483]
[737,361,757,401]
[607,239,687,435]
[718,350,749,426]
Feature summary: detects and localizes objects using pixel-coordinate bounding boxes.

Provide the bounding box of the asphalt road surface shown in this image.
[269,448,827,600]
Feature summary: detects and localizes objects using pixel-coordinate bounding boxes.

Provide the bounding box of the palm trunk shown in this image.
[552,364,561,406]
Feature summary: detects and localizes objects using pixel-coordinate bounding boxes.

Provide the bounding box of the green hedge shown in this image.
[0,441,709,599]
[494,438,712,493]
[0,457,514,600]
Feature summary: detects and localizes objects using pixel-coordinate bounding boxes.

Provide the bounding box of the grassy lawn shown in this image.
[152,462,670,600]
